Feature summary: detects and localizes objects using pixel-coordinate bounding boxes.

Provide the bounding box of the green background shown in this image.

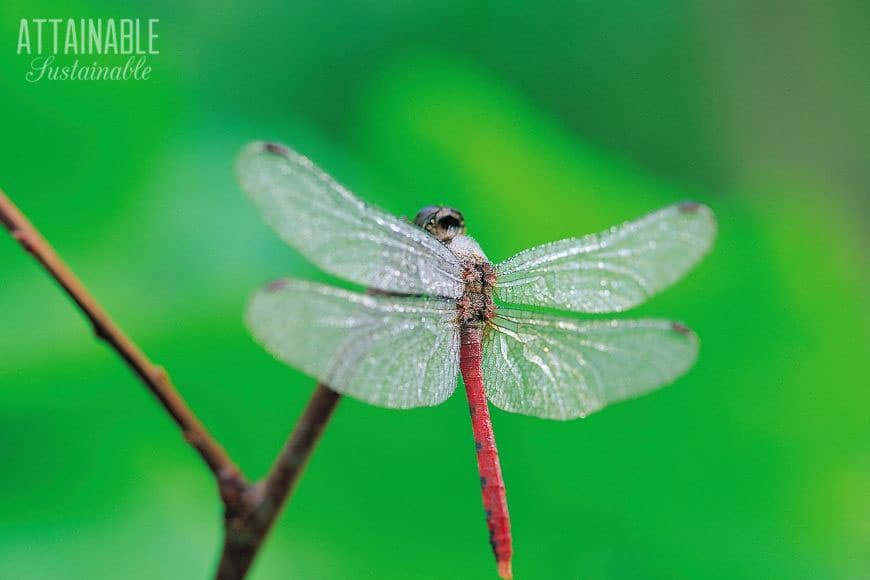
[1,1,867,579]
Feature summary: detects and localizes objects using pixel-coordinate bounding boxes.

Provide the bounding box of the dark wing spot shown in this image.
[671,322,692,335]
[264,142,290,156]
[678,201,701,213]
[266,279,288,291]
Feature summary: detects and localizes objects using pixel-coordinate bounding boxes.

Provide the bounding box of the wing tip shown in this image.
[677,201,703,213]
[238,140,295,163]
[240,140,290,154]
[676,200,718,253]
[677,200,716,225]
[265,278,289,292]
[670,320,700,347]
[236,140,316,204]
[676,199,713,216]
[236,141,270,182]
[671,321,692,335]
[262,141,290,156]
[677,200,715,215]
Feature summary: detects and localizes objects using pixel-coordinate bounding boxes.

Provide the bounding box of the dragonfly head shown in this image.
[413,206,466,244]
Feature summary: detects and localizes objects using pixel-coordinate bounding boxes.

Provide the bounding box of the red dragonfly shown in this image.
[238,141,717,578]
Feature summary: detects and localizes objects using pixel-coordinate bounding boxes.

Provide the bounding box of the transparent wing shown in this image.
[237,141,463,298]
[246,279,460,409]
[495,203,716,313]
[483,309,699,420]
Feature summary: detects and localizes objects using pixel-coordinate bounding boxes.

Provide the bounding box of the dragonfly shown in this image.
[237,141,716,578]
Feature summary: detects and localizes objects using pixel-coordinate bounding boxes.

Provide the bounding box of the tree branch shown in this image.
[216,384,340,579]
[0,188,339,578]
[0,189,245,496]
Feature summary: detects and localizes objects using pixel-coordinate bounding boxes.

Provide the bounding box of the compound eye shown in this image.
[438,214,463,233]
[413,206,442,228]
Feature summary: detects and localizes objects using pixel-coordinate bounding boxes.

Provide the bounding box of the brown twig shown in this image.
[216,384,341,579]
[0,188,339,579]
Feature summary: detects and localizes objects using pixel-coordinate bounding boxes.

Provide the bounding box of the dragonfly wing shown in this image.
[238,142,463,298]
[247,279,460,408]
[483,309,699,420]
[494,203,716,313]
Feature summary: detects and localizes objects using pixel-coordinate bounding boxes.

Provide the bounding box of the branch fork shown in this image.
[0,189,338,579]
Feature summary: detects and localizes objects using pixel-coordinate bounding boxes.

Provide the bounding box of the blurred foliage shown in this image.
[1,1,867,579]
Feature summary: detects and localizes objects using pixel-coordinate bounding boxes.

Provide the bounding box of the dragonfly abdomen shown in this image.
[460,326,513,579]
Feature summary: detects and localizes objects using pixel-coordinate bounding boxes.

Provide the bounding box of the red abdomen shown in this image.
[460,326,513,579]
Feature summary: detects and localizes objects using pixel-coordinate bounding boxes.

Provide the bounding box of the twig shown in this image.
[0,188,340,579]
[216,384,340,579]
[0,189,245,496]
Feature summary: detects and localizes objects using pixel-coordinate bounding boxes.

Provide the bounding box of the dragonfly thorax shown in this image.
[448,235,496,327]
